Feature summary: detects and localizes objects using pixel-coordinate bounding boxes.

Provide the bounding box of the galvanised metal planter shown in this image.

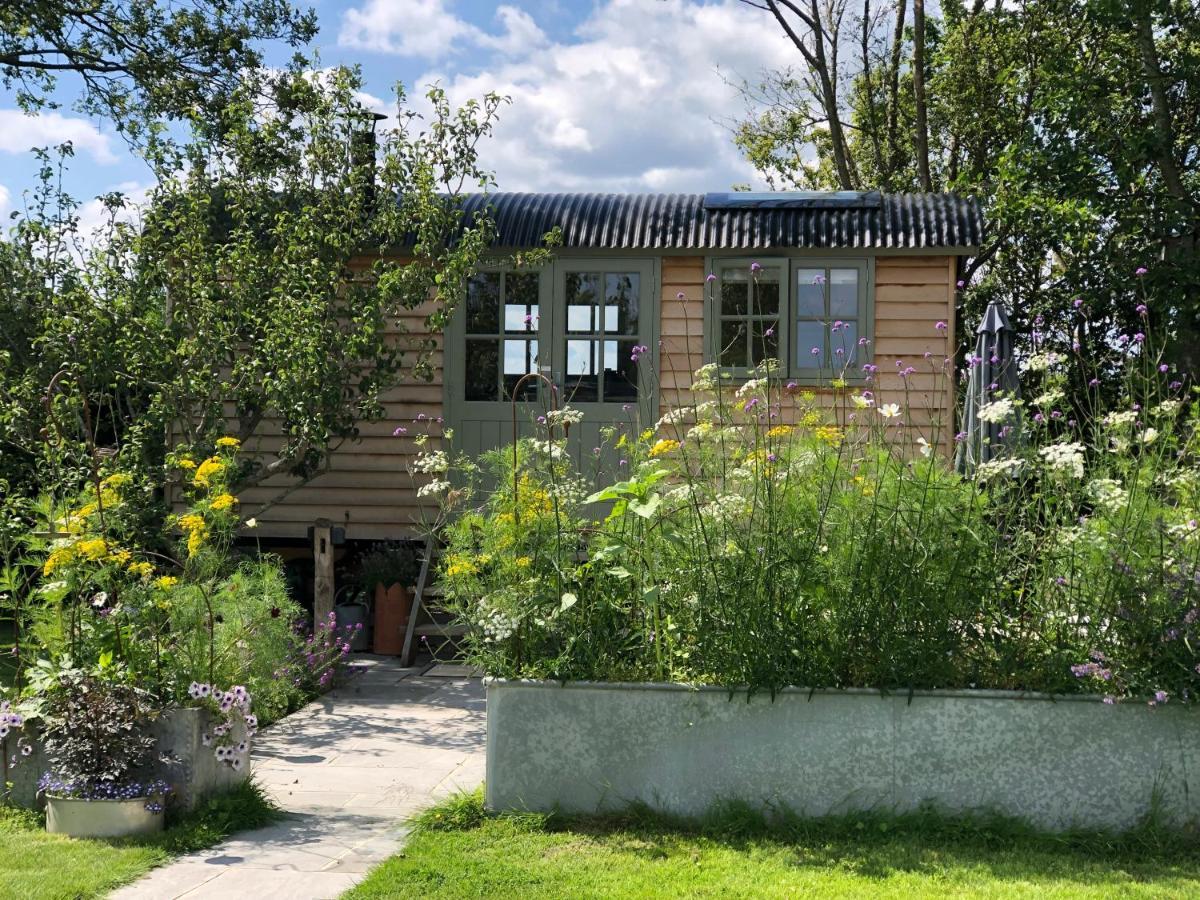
[485,679,1200,832]
[45,795,165,839]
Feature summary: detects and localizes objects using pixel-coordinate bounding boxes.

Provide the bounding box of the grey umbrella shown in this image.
[955,298,1021,473]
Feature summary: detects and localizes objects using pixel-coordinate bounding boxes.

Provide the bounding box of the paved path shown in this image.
[113,657,485,899]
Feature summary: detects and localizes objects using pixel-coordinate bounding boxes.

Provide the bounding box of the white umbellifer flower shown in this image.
[1039,441,1086,479]
[656,408,690,430]
[1021,351,1060,373]
[1033,388,1065,407]
[1088,478,1128,513]
[977,398,1017,423]
[416,480,451,498]
[1153,400,1182,418]
[545,406,584,427]
[735,378,767,399]
[530,439,566,460]
[1103,410,1138,429]
[1167,520,1200,544]
[691,363,720,392]
[1140,427,1159,445]
[411,450,449,474]
[976,458,1024,482]
[700,493,752,520]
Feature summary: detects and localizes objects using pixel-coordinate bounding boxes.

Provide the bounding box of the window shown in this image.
[707,258,870,379]
[712,260,783,370]
[464,271,541,401]
[563,270,641,402]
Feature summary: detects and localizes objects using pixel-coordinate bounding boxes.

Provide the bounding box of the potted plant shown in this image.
[356,542,419,655]
[38,667,170,838]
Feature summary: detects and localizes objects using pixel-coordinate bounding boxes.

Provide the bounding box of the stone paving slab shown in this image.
[112,657,485,899]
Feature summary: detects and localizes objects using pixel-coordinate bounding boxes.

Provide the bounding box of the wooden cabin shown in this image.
[236,191,982,542]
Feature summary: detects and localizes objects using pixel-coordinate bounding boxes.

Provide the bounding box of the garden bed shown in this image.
[486,680,1200,832]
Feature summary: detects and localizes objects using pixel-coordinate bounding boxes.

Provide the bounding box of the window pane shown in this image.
[507,272,539,306]
[750,320,780,366]
[466,273,500,334]
[565,338,600,402]
[795,320,826,368]
[720,320,748,368]
[504,304,536,332]
[502,339,538,401]
[830,320,858,366]
[753,270,780,316]
[566,272,600,333]
[720,269,749,315]
[465,339,499,400]
[830,268,859,317]
[795,268,825,317]
[607,340,639,401]
[605,273,640,335]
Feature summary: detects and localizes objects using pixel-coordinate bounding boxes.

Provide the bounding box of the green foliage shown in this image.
[430,319,1198,704]
[0,0,317,137]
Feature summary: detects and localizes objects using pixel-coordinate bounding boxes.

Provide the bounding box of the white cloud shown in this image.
[339,1,545,60]
[401,0,797,192]
[0,110,117,164]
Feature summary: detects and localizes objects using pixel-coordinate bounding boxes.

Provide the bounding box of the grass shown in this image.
[0,779,279,900]
[345,791,1200,899]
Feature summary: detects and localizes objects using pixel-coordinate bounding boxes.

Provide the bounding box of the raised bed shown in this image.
[486,680,1200,832]
[1,708,248,811]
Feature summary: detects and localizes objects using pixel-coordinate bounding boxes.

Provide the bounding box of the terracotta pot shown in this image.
[372,583,413,655]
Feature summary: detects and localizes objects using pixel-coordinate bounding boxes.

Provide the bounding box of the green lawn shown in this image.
[346,792,1200,899]
[0,781,278,900]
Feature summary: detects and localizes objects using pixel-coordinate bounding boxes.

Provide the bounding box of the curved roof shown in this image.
[457,191,983,252]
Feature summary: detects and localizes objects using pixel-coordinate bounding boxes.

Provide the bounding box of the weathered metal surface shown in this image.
[486,680,1199,831]
[456,192,984,251]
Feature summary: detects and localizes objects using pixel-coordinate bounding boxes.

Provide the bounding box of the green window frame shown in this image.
[706,257,872,381]
[461,269,543,402]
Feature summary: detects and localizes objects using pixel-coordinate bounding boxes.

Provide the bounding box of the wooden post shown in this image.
[312,518,335,627]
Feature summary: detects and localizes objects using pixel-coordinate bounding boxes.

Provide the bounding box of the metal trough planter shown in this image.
[485,679,1200,832]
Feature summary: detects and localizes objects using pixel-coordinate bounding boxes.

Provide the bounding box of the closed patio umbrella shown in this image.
[955,298,1020,473]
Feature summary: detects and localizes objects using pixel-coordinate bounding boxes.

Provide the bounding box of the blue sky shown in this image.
[0,0,800,231]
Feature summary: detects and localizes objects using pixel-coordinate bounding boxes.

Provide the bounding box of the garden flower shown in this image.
[193,456,224,487]
[917,437,932,457]
[1140,427,1159,445]
[977,398,1017,423]
[417,480,452,498]
[210,493,238,512]
[976,458,1024,481]
[935,321,947,331]
[215,436,241,450]
[878,403,902,419]
[1039,442,1086,479]
[649,439,681,458]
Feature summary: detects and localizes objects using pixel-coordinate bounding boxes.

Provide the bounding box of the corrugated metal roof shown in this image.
[455,192,983,251]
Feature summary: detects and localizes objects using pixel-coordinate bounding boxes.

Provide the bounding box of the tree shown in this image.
[0,65,540,512]
[0,1,317,137]
[733,0,1200,377]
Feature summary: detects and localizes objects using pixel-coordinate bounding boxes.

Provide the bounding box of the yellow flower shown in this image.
[107,548,132,565]
[640,428,654,443]
[77,538,109,561]
[43,544,76,576]
[187,527,209,558]
[193,457,224,487]
[851,474,875,497]
[101,472,133,489]
[515,556,532,568]
[215,436,241,450]
[178,514,206,533]
[210,493,238,512]
[128,560,154,579]
[177,458,197,470]
[154,576,179,590]
[649,439,681,458]
[444,555,479,578]
[830,378,847,389]
[800,411,822,428]
[155,597,173,611]
[815,426,843,447]
[766,425,794,439]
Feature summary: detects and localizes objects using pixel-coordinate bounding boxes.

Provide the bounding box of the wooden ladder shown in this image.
[399,535,469,667]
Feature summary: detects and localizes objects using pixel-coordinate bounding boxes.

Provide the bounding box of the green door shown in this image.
[446,258,657,482]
